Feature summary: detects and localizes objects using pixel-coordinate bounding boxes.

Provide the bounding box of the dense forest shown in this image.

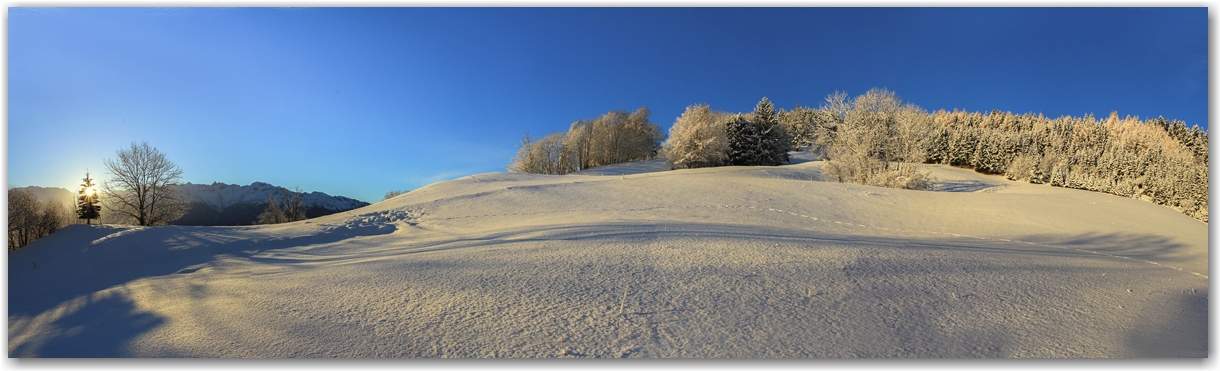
[509,89,1208,222]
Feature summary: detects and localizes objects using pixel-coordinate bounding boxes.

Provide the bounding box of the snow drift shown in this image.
[7,154,1207,357]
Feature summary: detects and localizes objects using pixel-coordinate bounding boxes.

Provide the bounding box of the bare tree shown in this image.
[283,187,307,222]
[257,187,308,224]
[8,189,70,252]
[256,196,286,224]
[101,141,187,226]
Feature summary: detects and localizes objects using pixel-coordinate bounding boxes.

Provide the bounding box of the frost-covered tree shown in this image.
[726,97,790,166]
[754,97,791,163]
[726,114,763,166]
[383,190,409,201]
[823,89,932,190]
[779,105,820,152]
[662,104,730,169]
[509,132,573,175]
[101,141,187,226]
[509,108,664,174]
[917,107,1208,221]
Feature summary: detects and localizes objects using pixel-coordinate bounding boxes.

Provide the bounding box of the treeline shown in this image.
[661,88,1207,222]
[509,107,665,174]
[512,88,1207,221]
[8,189,72,252]
[662,97,793,168]
[923,109,1208,221]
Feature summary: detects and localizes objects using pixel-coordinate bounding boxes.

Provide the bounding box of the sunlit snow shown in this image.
[8,153,1207,357]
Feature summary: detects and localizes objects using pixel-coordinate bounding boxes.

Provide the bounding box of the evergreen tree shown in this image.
[726,114,763,166]
[753,97,791,164]
[727,97,790,166]
[77,171,101,225]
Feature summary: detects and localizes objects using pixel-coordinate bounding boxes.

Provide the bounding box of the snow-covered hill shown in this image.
[7,155,1207,357]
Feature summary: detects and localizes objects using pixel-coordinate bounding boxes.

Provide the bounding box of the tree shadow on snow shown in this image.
[8,223,394,320]
[931,179,999,192]
[1124,291,1208,357]
[8,220,1204,357]
[1012,232,1199,265]
[9,292,165,357]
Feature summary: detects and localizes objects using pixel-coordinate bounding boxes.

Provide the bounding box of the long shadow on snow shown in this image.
[8,223,395,320]
[1124,291,1207,357]
[274,221,1199,357]
[9,221,1201,357]
[1012,232,1199,265]
[932,179,997,192]
[8,292,164,358]
[257,221,1198,274]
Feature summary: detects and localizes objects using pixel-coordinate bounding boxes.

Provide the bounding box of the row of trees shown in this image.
[525,89,1202,221]
[921,109,1208,221]
[662,97,793,169]
[658,88,1206,221]
[8,189,73,251]
[509,107,666,174]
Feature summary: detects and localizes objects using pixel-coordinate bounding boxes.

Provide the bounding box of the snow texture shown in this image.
[8,154,1207,357]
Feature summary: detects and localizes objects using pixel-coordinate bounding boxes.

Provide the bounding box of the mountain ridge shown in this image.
[10,182,370,226]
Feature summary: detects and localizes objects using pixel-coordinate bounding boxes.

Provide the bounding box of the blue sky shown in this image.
[8,7,1207,203]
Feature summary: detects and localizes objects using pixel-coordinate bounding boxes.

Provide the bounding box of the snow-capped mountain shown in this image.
[176,182,368,213]
[173,182,369,226]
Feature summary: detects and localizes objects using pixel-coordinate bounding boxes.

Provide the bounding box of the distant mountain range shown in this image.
[15,186,77,209]
[174,182,369,226]
[11,182,370,226]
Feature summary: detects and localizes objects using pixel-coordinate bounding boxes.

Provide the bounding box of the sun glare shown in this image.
[85,187,95,196]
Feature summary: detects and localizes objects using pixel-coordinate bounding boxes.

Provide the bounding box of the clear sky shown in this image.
[8,7,1207,203]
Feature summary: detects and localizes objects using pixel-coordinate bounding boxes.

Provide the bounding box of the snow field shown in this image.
[8,158,1208,357]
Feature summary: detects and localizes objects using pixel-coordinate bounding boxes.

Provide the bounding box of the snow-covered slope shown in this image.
[8,157,1207,357]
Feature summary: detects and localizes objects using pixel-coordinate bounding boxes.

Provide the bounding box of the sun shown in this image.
[85,187,95,196]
